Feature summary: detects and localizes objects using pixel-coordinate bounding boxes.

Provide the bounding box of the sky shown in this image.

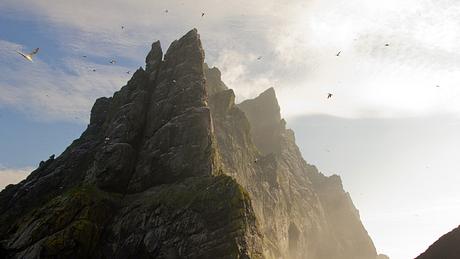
[1,0,460,258]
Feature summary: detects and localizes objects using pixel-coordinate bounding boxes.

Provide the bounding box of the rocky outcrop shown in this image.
[416,225,460,259]
[0,29,262,259]
[0,29,379,259]
[207,70,378,258]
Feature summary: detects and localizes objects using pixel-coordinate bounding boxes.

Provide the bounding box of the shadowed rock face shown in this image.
[416,225,460,259]
[0,29,261,259]
[0,29,378,259]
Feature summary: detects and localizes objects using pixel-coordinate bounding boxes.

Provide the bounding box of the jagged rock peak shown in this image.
[125,28,219,193]
[238,87,284,155]
[0,29,380,259]
[145,40,162,74]
[164,28,204,62]
[204,63,228,95]
[0,29,263,259]
[239,87,282,126]
[247,87,280,114]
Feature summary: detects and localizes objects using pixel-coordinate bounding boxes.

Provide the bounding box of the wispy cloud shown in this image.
[0,39,131,122]
[2,0,460,120]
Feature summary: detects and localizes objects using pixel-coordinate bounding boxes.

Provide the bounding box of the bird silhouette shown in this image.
[336,51,341,57]
[327,93,333,99]
[109,59,116,64]
[16,48,39,62]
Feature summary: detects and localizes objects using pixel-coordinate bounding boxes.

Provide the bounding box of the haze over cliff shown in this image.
[0,29,384,259]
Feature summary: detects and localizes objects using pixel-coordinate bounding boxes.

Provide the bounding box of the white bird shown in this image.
[16,48,39,62]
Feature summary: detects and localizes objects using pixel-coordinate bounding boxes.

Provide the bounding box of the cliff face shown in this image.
[416,225,460,259]
[0,29,262,259]
[1,29,377,259]
[207,75,377,259]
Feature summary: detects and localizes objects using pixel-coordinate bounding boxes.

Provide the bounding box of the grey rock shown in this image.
[0,28,379,259]
[0,29,261,259]
[209,82,378,258]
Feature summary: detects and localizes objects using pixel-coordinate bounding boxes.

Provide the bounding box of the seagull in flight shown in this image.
[327,93,333,99]
[336,51,341,57]
[16,48,39,62]
[201,12,205,17]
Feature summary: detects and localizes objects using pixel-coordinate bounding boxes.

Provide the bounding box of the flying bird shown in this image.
[121,25,125,30]
[16,48,39,62]
[436,85,440,88]
[385,43,390,47]
[126,71,131,74]
[201,12,205,17]
[336,51,341,57]
[92,69,97,72]
[109,59,116,64]
[327,93,333,99]
[165,9,169,14]
[257,56,262,60]
[82,55,87,58]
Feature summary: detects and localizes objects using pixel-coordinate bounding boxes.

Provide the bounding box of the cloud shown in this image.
[0,166,33,190]
[0,39,131,122]
[2,0,460,121]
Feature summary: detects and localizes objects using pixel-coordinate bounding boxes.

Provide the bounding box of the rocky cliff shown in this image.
[416,225,460,259]
[208,74,378,259]
[0,29,379,259]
